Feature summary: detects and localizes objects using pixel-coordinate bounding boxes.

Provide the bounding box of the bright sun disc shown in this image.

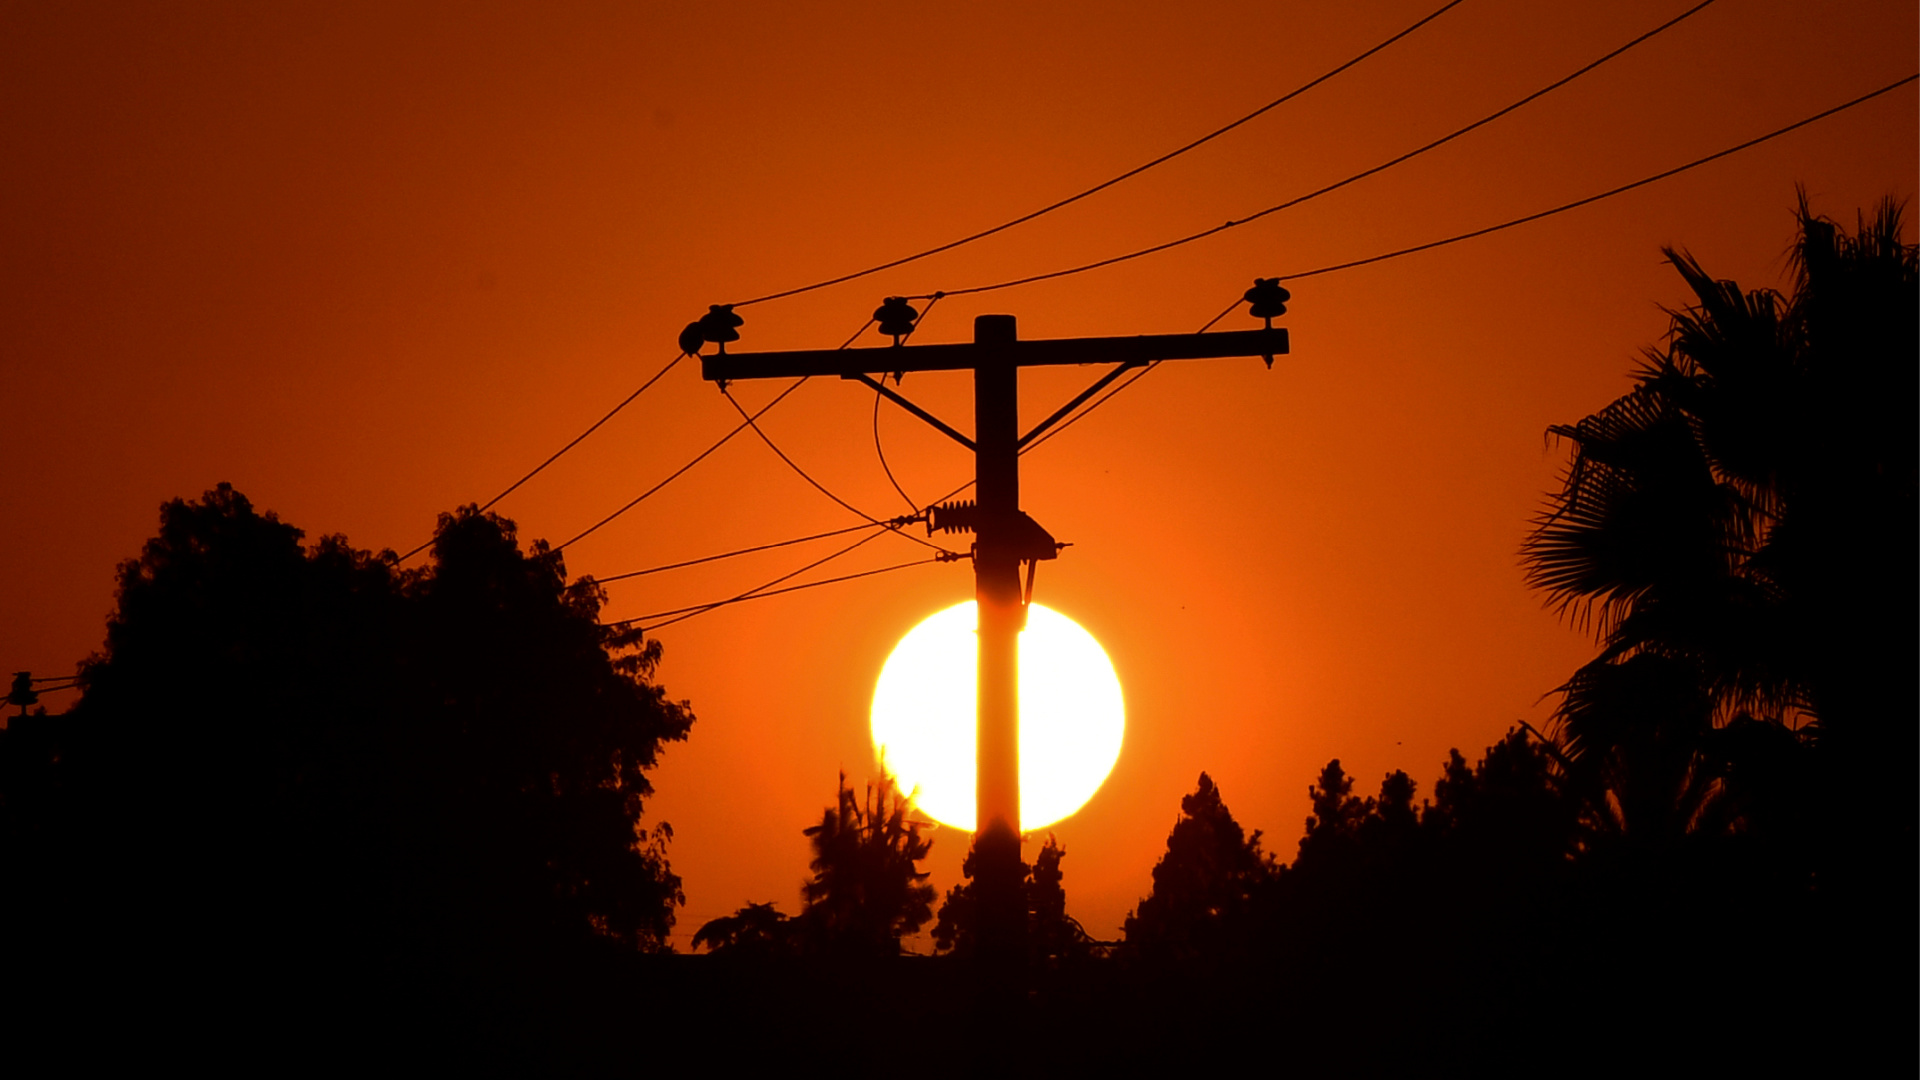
[870,601,1124,832]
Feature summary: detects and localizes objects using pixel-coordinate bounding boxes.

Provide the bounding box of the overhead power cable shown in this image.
[1020,71,1920,453]
[615,556,944,632]
[719,385,957,556]
[728,0,1469,309]
[873,389,918,513]
[477,353,684,515]
[554,377,810,553]
[397,353,685,564]
[1276,71,1920,280]
[579,311,914,612]
[608,66,1917,638]
[920,0,1719,300]
[872,293,944,513]
[592,522,884,584]
[611,526,918,632]
[714,303,956,554]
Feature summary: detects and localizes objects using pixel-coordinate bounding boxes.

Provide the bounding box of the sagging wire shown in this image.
[724,0,1469,309]
[554,377,810,553]
[897,0,1721,303]
[397,352,686,564]
[872,293,945,513]
[592,521,891,584]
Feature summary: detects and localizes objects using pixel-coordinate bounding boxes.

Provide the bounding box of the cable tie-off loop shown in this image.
[1244,277,1292,367]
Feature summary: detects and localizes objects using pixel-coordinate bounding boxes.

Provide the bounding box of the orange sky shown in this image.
[3,1,1914,947]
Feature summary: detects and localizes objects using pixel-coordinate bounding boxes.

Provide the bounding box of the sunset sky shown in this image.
[3,0,1913,947]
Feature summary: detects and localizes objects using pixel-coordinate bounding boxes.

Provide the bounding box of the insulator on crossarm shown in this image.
[874,297,919,344]
[1244,278,1291,322]
[1243,277,1291,368]
[698,304,745,353]
[7,671,38,710]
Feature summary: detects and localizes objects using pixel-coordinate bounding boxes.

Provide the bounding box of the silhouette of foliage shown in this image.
[1523,196,1916,867]
[693,900,795,959]
[0,485,692,989]
[1121,773,1273,961]
[1521,198,1915,949]
[932,833,1096,964]
[790,772,935,958]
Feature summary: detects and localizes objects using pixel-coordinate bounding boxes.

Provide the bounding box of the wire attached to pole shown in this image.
[719,386,956,556]
[872,292,944,513]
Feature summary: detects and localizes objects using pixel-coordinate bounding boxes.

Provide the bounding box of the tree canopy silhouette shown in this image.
[1522,195,1914,899]
[1121,772,1273,962]
[932,832,1096,964]
[696,772,935,961]
[1,485,692,985]
[794,773,935,958]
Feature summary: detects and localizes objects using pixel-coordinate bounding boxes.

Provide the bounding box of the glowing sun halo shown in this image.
[870,601,1124,832]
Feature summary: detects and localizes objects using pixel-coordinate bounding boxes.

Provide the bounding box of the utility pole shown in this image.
[700,308,1289,984]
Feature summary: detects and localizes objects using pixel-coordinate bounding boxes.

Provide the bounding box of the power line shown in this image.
[397,353,685,564]
[554,377,810,553]
[478,353,685,514]
[727,0,1469,309]
[922,0,1719,300]
[873,387,918,513]
[719,385,957,556]
[717,301,958,555]
[591,522,887,584]
[1277,71,1920,280]
[613,525,927,632]
[616,555,945,631]
[591,310,953,628]
[868,293,946,512]
[558,314,879,560]
[1016,70,1920,455]
[388,0,1684,570]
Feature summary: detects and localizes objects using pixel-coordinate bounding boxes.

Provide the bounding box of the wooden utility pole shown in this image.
[702,313,1289,980]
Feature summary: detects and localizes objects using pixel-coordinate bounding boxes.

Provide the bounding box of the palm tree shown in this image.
[1523,194,1916,851]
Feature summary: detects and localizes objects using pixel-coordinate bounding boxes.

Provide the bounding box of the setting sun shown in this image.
[870,601,1124,832]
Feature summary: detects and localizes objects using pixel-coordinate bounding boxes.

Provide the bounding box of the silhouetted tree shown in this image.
[790,772,935,959]
[693,901,794,959]
[932,833,1096,964]
[1522,196,1915,875]
[3,486,692,990]
[1423,729,1579,881]
[1122,773,1272,962]
[393,504,691,956]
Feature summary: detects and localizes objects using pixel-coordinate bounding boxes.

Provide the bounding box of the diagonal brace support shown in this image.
[847,372,976,452]
[1018,361,1145,449]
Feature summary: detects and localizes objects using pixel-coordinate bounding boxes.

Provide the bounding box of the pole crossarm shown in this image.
[694,311,1291,985]
[700,327,1289,382]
